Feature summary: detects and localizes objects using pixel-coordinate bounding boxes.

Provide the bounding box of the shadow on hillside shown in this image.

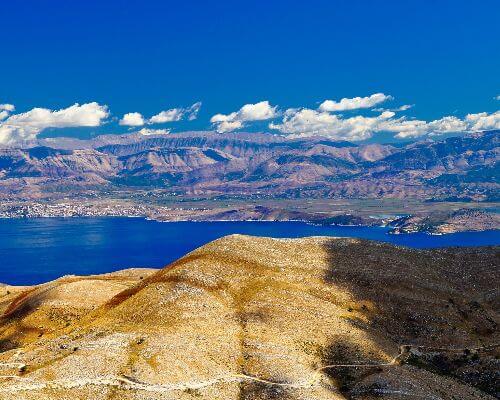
[321,239,499,397]
[238,381,293,400]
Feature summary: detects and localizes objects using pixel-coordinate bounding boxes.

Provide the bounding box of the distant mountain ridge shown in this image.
[0,130,498,201]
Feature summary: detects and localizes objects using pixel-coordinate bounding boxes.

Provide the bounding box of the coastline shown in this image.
[1,199,499,235]
[1,212,499,236]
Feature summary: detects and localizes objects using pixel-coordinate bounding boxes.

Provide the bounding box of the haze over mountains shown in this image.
[0,130,498,201]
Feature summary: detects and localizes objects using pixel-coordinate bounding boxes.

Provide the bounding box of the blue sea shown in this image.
[0,218,498,286]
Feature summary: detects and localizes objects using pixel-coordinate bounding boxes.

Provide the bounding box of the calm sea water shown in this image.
[0,218,498,285]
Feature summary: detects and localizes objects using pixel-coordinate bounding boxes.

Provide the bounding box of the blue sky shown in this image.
[1,0,499,143]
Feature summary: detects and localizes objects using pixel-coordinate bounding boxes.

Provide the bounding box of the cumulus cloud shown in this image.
[386,112,500,138]
[0,104,16,121]
[119,112,145,126]
[5,102,108,128]
[211,101,277,133]
[0,102,109,144]
[214,120,244,133]
[385,116,467,138]
[150,102,202,124]
[319,93,392,112]
[378,113,500,138]
[270,103,500,141]
[427,116,468,133]
[0,104,15,112]
[2,96,498,144]
[465,111,500,131]
[137,128,171,136]
[150,108,185,123]
[269,109,395,141]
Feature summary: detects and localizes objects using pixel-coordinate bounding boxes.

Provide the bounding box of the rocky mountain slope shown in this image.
[0,235,498,399]
[0,130,497,201]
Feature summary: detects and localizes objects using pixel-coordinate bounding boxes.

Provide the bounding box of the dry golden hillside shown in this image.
[0,235,498,399]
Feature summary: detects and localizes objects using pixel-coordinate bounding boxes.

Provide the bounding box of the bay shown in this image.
[0,217,498,285]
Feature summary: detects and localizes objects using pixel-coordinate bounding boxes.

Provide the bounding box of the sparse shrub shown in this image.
[184,388,202,397]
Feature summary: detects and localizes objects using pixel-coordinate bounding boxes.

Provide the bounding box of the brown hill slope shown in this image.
[0,236,498,399]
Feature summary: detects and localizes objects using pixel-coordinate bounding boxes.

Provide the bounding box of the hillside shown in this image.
[0,130,498,201]
[0,236,498,399]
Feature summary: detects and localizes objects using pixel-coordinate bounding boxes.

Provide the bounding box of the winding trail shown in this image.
[0,343,497,393]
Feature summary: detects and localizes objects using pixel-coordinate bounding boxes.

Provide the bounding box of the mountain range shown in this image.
[0,130,498,201]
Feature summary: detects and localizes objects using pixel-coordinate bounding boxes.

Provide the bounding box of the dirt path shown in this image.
[0,344,497,393]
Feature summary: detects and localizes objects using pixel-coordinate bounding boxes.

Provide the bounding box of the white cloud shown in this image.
[0,104,15,112]
[398,104,413,111]
[1,97,497,144]
[270,104,500,141]
[0,104,15,121]
[187,102,202,121]
[386,116,466,138]
[269,108,395,141]
[388,113,500,138]
[428,116,468,133]
[210,113,235,123]
[149,102,202,124]
[119,112,145,126]
[150,108,185,123]
[214,120,243,133]
[237,101,277,121]
[0,102,109,144]
[380,119,428,138]
[374,104,414,112]
[4,102,108,129]
[465,111,500,131]
[319,93,392,112]
[137,128,170,136]
[211,101,277,133]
